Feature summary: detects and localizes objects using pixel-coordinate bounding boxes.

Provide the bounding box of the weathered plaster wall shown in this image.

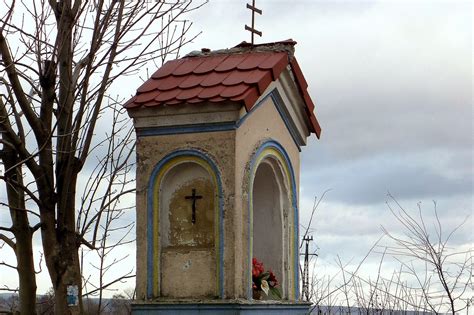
[135,130,236,299]
[161,250,216,297]
[133,94,301,301]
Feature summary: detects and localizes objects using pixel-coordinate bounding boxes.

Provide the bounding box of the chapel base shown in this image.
[131,300,311,315]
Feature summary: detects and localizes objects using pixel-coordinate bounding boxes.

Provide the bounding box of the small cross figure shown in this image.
[245,0,262,45]
[185,189,203,224]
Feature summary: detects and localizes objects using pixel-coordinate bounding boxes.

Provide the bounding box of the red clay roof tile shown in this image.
[176,86,204,100]
[173,58,205,76]
[208,96,226,103]
[125,42,321,138]
[303,93,315,112]
[222,70,249,86]
[267,54,288,80]
[220,84,248,98]
[156,75,188,91]
[137,78,160,93]
[124,95,138,108]
[187,97,203,104]
[135,91,159,104]
[154,89,181,102]
[309,115,321,137]
[198,85,226,99]
[243,69,272,94]
[200,72,232,87]
[193,55,227,74]
[151,59,184,79]
[163,98,183,105]
[143,100,162,107]
[236,53,269,70]
[289,59,308,89]
[231,87,259,111]
[258,52,286,70]
[215,54,246,72]
[179,74,206,89]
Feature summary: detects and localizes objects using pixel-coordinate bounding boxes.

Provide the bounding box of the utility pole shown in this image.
[301,235,317,301]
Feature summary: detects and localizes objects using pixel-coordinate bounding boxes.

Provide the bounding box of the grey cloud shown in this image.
[301,150,473,205]
[187,1,472,261]
[299,196,472,261]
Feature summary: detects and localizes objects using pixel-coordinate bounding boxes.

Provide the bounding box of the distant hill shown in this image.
[0,294,130,314]
[311,305,442,315]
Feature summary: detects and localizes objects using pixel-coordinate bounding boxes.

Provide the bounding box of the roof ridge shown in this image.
[185,39,296,60]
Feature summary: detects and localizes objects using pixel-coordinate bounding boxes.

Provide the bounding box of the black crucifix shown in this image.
[185,189,202,224]
[245,0,262,45]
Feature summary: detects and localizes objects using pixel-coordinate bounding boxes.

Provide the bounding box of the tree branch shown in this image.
[0,233,16,250]
[0,32,44,140]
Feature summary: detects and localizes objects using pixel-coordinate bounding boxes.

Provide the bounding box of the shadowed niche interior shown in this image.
[252,158,289,299]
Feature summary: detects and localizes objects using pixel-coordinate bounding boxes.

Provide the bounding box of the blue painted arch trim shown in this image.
[146,149,225,299]
[247,139,300,300]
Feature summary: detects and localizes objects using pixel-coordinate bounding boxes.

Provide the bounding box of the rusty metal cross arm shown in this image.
[245,0,263,44]
[246,2,262,14]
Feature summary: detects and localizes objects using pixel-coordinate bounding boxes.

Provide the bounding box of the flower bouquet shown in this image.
[252,257,282,300]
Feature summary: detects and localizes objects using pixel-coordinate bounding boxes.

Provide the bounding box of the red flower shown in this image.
[252,257,265,278]
[268,270,278,287]
[251,258,282,298]
[252,267,260,277]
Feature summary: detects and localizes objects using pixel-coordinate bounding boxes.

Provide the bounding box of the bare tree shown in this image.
[303,194,472,315]
[383,195,472,315]
[78,106,135,313]
[0,0,206,314]
[299,190,330,302]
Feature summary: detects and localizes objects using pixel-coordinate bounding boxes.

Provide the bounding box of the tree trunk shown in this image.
[2,134,37,315]
[39,191,83,315]
[15,227,37,315]
[52,242,82,315]
[40,167,83,314]
[41,207,83,315]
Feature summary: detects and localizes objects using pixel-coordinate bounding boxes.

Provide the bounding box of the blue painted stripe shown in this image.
[137,122,236,137]
[146,149,225,299]
[132,302,311,314]
[269,89,305,151]
[136,89,303,151]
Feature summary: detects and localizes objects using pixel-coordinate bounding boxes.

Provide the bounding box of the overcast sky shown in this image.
[185,0,472,262]
[1,0,472,304]
[185,0,473,303]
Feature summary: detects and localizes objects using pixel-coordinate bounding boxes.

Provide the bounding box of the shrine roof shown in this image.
[124,40,321,138]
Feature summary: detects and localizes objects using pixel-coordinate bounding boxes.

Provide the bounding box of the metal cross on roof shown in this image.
[245,0,262,45]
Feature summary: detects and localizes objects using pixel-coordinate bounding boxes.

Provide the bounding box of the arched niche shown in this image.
[147,150,224,300]
[252,156,291,300]
[159,161,217,298]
